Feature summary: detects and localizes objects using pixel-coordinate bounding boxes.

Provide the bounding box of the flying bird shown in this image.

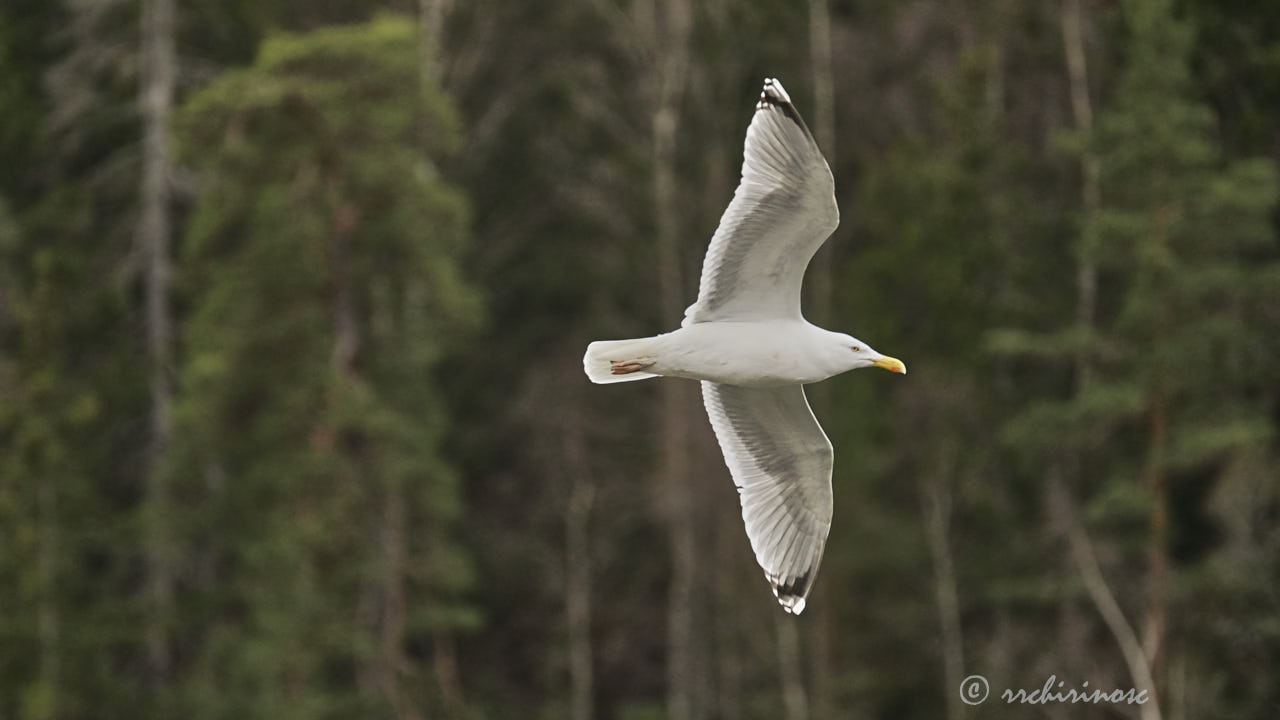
[583,78,905,614]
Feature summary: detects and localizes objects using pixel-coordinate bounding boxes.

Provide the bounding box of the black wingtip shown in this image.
[754,77,814,140]
[756,77,793,107]
[771,569,814,615]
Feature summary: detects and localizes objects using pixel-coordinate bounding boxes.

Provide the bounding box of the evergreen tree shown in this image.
[0,4,156,717]
[993,0,1280,714]
[169,15,479,717]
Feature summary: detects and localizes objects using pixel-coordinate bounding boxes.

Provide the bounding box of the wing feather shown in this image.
[683,78,839,326]
[701,382,834,614]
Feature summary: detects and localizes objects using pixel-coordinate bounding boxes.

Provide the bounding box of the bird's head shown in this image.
[840,335,907,375]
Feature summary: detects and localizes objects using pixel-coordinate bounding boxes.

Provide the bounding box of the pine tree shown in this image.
[0,3,159,717]
[992,0,1280,714]
[169,15,480,717]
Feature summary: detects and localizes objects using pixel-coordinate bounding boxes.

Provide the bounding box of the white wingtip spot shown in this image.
[760,77,792,105]
[780,596,806,615]
[771,575,808,615]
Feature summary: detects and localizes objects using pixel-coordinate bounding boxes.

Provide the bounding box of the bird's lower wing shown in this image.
[701,382,834,614]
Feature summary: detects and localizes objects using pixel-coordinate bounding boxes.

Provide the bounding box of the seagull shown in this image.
[583,78,905,614]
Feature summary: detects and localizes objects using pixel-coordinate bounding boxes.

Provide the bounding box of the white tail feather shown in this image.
[583,338,661,384]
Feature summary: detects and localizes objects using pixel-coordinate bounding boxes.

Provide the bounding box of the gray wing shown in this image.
[701,382,834,614]
[682,78,839,326]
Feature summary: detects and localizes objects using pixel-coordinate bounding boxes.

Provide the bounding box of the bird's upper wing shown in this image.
[682,78,839,326]
[701,381,833,614]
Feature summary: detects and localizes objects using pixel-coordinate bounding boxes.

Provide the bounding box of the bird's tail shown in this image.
[583,337,661,384]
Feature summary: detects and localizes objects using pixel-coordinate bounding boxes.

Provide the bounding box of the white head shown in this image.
[833,332,907,375]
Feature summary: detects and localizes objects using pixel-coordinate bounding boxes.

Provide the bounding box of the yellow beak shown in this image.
[872,355,907,375]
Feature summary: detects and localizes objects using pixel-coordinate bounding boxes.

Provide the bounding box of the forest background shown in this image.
[1,0,1278,719]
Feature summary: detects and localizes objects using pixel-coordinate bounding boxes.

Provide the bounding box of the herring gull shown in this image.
[583,78,905,614]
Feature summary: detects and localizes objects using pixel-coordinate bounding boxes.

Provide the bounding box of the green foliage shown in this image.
[167,14,479,717]
[994,0,1279,473]
[1,149,153,720]
[1086,0,1279,464]
[988,1,1280,715]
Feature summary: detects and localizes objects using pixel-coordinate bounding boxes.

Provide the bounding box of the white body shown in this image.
[585,320,885,387]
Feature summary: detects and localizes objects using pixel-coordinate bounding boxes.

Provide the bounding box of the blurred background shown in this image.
[2,0,1279,718]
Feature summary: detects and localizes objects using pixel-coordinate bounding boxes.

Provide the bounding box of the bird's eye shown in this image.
[851,346,861,352]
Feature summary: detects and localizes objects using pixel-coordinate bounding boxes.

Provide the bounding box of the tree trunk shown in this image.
[365,282,409,718]
[1058,7,1160,718]
[418,0,452,86]
[565,471,593,717]
[377,463,409,718]
[415,5,464,714]
[647,1,698,718]
[1048,475,1162,720]
[655,116,700,720]
[804,0,837,329]
[434,633,464,711]
[565,415,596,720]
[140,0,176,689]
[922,452,963,720]
[328,190,359,375]
[1142,391,1168,676]
[36,476,58,720]
[775,614,809,720]
[1060,0,1099,393]
[804,5,837,715]
[714,512,745,720]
